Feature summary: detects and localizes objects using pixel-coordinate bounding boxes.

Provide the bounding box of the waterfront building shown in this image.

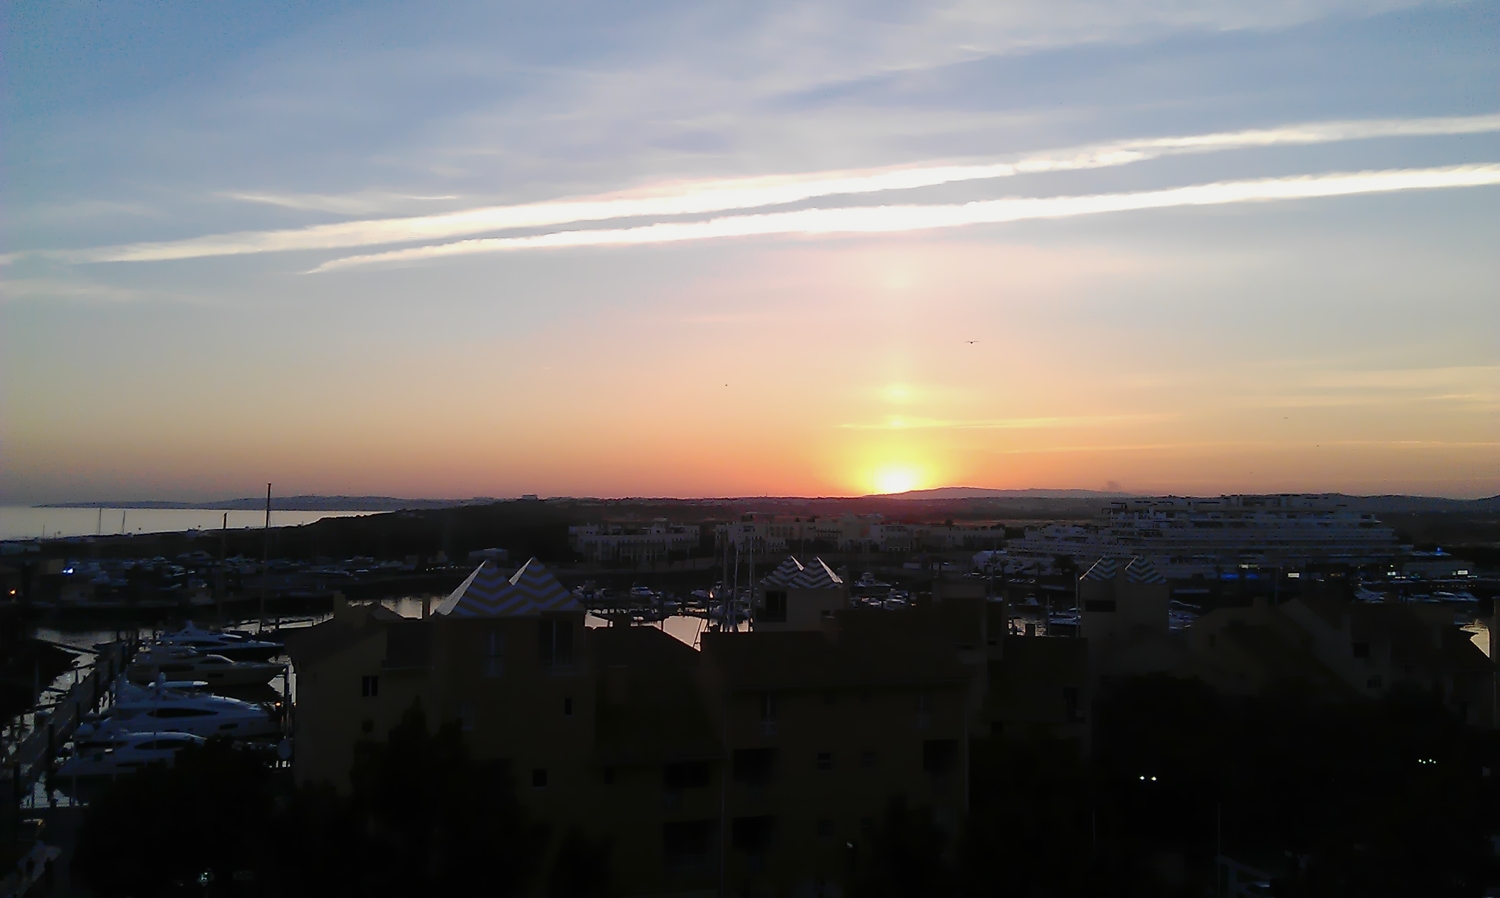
[1078,556,1170,644]
[753,556,849,631]
[567,523,701,563]
[288,556,985,896]
[1008,494,1402,570]
[1188,597,1495,727]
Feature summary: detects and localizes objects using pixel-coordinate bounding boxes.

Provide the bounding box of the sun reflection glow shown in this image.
[871,466,921,494]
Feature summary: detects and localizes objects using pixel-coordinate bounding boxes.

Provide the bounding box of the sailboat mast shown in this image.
[260,483,271,632]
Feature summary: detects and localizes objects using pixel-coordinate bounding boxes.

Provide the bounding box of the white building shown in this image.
[1009,495,1400,569]
[568,523,700,563]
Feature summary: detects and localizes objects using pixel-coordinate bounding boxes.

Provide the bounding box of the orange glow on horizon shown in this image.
[870,465,924,495]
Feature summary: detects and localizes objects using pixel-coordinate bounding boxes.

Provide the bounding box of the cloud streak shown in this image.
[74,112,1500,264]
[839,414,1167,430]
[312,164,1500,271]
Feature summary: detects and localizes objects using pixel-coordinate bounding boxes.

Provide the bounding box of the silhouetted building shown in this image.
[288,556,991,896]
[754,556,849,631]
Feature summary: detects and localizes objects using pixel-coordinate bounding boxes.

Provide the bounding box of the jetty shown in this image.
[3,639,137,806]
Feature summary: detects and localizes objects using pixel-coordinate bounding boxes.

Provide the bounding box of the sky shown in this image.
[2,0,1498,502]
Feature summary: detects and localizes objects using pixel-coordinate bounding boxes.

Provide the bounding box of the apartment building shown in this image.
[753,556,849,631]
[1188,596,1494,726]
[1009,494,1401,568]
[288,557,978,896]
[568,522,701,563]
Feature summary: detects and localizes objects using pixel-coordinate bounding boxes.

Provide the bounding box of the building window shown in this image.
[860,816,874,834]
[860,750,876,769]
[923,739,958,777]
[1064,686,1082,722]
[1368,676,1383,689]
[733,748,776,786]
[816,818,833,841]
[539,619,574,669]
[459,703,475,731]
[1084,600,1117,613]
[760,692,778,734]
[563,696,573,717]
[824,691,837,706]
[663,820,715,872]
[817,751,833,771]
[603,766,615,786]
[361,675,379,698]
[732,816,774,866]
[532,768,548,788]
[483,630,503,678]
[664,760,711,791]
[763,591,788,623]
[1352,642,1370,659]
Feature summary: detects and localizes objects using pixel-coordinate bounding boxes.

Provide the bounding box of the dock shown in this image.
[4,639,137,806]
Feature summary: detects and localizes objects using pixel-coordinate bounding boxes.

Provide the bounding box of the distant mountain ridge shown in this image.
[36,491,1500,514]
[882,489,1500,512]
[37,496,488,512]
[879,487,1134,500]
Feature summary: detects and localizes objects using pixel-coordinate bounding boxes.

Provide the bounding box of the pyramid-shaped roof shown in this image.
[1081,557,1119,581]
[761,555,843,590]
[1124,557,1166,584]
[434,558,581,618]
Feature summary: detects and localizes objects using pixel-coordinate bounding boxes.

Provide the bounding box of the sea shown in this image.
[0,505,372,542]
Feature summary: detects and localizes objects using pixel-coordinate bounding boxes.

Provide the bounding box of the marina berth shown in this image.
[58,731,206,778]
[154,621,284,661]
[83,681,281,740]
[127,645,285,688]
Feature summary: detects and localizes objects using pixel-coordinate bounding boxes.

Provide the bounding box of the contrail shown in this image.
[76,112,1500,264]
[310,164,1500,271]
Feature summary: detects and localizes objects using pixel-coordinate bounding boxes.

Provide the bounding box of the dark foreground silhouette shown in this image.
[72,679,1499,897]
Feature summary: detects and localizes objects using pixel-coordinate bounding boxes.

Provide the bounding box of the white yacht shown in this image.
[156,622,283,661]
[128,645,285,688]
[58,732,206,778]
[84,682,281,740]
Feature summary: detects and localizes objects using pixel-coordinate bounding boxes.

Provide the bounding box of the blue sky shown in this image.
[3,1,1497,501]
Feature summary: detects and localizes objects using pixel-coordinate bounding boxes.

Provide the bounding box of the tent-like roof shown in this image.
[1081,556,1165,584]
[434,557,581,618]
[1081,557,1119,581]
[760,555,843,590]
[1124,557,1167,584]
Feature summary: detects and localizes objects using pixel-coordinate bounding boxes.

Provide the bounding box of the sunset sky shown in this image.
[3,1,1497,502]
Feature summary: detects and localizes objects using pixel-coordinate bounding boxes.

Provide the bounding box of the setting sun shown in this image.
[871,466,922,495]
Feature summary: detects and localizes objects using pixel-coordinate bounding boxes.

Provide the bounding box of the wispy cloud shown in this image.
[839,414,1166,430]
[65,112,1500,265]
[221,191,461,215]
[0,278,154,303]
[312,164,1500,271]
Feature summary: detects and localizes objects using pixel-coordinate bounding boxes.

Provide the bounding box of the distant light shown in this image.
[1151,776,1158,782]
[1287,572,1300,579]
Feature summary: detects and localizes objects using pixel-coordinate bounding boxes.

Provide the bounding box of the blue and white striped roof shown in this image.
[1124,557,1167,584]
[1081,557,1119,581]
[1081,555,1166,584]
[761,556,843,590]
[435,558,581,618]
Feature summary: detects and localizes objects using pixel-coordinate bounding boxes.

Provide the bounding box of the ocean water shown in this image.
[0,505,372,542]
